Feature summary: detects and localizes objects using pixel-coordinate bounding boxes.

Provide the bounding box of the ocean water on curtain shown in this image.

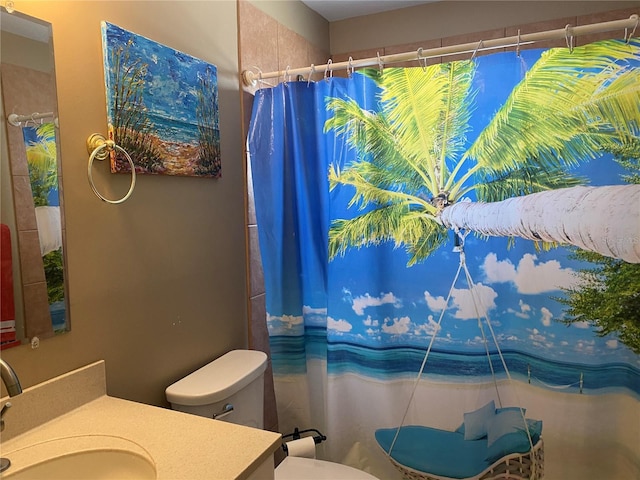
[249,38,640,476]
[270,333,640,396]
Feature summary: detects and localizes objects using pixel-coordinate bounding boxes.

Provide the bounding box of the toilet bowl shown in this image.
[275,456,378,480]
[165,350,379,480]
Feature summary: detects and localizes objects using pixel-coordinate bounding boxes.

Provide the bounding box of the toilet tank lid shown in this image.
[165,350,268,406]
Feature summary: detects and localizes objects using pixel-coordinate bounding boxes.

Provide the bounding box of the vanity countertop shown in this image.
[0,360,281,479]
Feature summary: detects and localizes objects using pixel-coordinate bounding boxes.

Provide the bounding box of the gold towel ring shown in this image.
[86,134,136,204]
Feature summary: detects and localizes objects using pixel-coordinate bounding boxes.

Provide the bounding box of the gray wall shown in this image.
[2,0,247,407]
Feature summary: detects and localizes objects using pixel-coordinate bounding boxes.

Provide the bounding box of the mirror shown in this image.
[1,6,69,349]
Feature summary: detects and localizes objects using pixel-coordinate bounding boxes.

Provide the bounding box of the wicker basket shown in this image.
[388,437,544,480]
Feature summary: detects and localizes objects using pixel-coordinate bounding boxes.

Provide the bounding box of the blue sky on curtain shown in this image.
[248,37,639,476]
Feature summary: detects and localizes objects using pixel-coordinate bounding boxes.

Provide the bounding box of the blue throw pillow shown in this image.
[486,410,527,446]
[456,407,525,434]
[463,400,495,440]
[485,414,542,464]
[496,406,526,415]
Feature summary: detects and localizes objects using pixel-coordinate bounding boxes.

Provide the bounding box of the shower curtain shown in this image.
[248,39,640,479]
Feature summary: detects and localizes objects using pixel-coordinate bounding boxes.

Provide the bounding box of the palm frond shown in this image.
[402,215,450,266]
[581,67,640,134]
[25,124,58,200]
[329,204,446,264]
[467,39,640,177]
[471,164,587,202]
[326,96,438,193]
[378,65,476,190]
[329,162,433,208]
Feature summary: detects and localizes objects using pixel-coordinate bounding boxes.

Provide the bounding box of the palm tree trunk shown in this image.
[439,185,640,263]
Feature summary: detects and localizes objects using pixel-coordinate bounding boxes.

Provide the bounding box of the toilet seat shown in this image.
[275,456,379,480]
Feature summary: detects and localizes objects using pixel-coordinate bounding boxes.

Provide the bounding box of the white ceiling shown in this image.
[300,0,438,22]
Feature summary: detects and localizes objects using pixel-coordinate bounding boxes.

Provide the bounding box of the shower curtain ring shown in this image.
[471,40,484,60]
[565,24,574,53]
[626,15,639,43]
[516,29,521,57]
[348,57,354,78]
[324,59,333,82]
[417,47,428,71]
[284,65,291,85]
[377,51,384,73]
[307,64,315,86]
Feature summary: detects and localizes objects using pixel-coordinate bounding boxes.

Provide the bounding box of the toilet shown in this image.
[165,349,379,480]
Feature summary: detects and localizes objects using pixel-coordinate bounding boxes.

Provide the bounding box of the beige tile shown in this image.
[386,38,443,68]
[249,225,264,297]
[576,7,639,46]
[238,0,279,93]
[278,26,309,83]
[249,293,279,436]
[13,175,37,231]
[308,43,331,83]
[7,129,29,176]
[506,17,574,53]
[249,293,268,351]
[332,48,381,79]
[18,230,45,284]
[2,66,57,177]
[263,358,279,439]
[23,281,53,339]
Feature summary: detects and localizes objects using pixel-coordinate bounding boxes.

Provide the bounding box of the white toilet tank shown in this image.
[165,349,267,429]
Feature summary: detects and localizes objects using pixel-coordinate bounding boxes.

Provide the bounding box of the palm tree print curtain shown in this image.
[248,39,639,479]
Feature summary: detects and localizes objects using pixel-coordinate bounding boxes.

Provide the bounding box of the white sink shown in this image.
[3,434,157,480]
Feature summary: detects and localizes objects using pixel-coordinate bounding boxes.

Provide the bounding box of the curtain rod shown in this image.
[7,111,57,127]
[242,14,638,87]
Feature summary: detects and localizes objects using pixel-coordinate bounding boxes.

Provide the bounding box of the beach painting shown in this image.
[101,22,221,178]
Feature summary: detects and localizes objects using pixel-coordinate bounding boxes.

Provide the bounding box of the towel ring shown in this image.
[86,134,136,204]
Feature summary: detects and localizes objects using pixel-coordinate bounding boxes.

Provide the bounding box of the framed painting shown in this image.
[101,22,221,177]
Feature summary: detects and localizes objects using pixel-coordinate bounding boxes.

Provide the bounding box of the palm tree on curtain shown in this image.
[25,122,58,207]
[325,39,640,266]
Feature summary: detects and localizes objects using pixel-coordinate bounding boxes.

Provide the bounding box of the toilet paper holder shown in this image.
[281,427,326,453]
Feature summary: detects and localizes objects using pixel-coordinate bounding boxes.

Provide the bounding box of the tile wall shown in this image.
[332,7,638,67]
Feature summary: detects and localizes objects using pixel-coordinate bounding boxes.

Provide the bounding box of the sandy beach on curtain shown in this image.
[275,369,640,480]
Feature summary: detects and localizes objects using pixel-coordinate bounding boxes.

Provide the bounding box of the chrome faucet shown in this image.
[0,358,22,397]
[0,359,21,473]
